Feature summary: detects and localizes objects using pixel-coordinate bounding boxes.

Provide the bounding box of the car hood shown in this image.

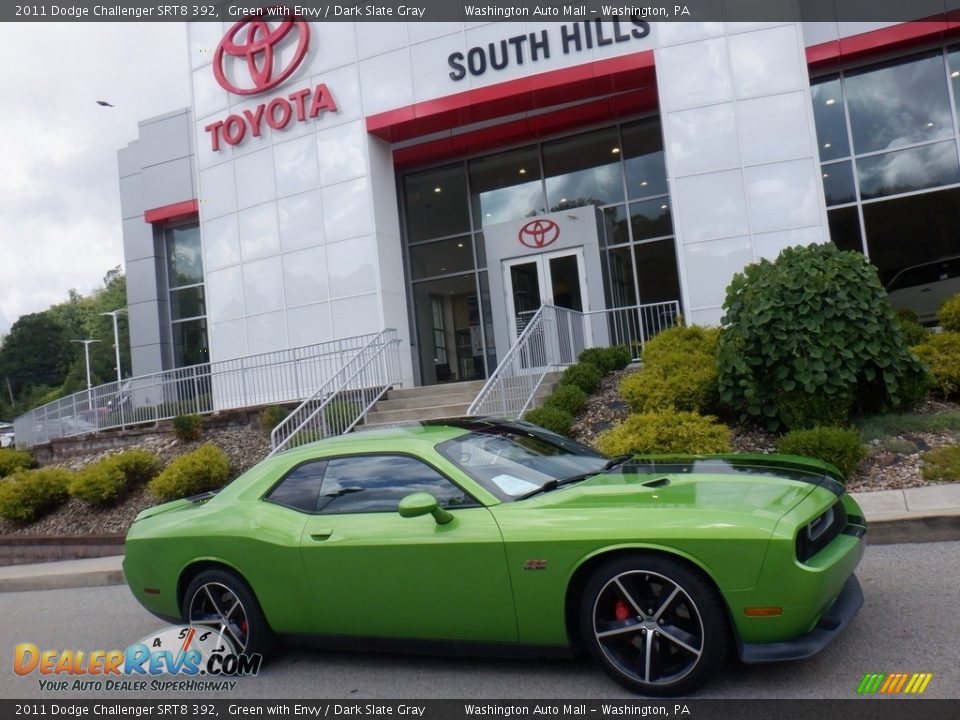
[530,454,842,520]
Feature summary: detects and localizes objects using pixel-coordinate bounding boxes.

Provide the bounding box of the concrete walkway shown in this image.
[1,485,959,593]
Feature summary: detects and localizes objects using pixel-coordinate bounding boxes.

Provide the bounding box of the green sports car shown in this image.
[124,418,865,696]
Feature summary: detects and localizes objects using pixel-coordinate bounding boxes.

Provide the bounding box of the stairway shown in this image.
[364,372,563,427]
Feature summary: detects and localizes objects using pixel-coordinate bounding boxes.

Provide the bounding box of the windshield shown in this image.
[436,424,608,501]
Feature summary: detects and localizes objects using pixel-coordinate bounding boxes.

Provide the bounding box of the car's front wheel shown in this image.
[580,554,727,696]
[183,568,275,657]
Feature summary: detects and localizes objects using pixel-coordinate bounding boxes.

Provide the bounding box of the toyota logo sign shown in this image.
[518,219,560,249]
[213,11,311,96]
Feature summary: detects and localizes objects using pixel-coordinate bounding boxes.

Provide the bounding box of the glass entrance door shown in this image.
[503,248,589,340]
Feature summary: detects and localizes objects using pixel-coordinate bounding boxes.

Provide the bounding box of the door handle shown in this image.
[920,288,932,293]
[310,530,333,541]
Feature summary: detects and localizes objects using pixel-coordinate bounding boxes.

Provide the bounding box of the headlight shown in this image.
[796,500,847,563]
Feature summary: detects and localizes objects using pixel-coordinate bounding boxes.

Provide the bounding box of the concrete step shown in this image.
[375,391,478,412]
[387,379,486,400]
[365,402,472,426]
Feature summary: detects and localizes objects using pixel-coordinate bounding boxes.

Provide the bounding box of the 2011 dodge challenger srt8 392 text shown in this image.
[124,418,865,696]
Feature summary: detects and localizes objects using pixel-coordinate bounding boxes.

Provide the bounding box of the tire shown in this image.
[579,554,728,696]
[183,568,275,658]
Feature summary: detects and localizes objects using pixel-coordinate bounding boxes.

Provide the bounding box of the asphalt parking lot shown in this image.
[0,541,957,700]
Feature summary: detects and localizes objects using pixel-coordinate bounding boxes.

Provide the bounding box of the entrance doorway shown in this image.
[503,248,590,340]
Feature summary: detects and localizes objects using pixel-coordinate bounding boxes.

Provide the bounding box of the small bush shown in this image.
[775,426,865,480]
[776,390,854,431]
[920,445,960,482]
[324,399,363,429]
[0,448,35,477]
[69,449,161,505]
[69,461,126,505]
[897,315,930,347]
[912,333,960,398]
[560,362,603,394]
[578,346,632,374]
[595,410,732,456]
[938,295,960,332]
[544,385,587,416]
[147,444,230,502]
[717,243,928,429]
[620,326,719,414]
[171,414,203,442]
[259,406,290,437]
[895,307,920,324]
[0,468,72,522]
[524,406,574,436]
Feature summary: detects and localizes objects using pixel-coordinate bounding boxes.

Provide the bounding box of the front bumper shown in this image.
[738,574,864,663]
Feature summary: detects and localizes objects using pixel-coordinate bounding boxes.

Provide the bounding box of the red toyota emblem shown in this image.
[213,10,310,96]
[518,219,560,249]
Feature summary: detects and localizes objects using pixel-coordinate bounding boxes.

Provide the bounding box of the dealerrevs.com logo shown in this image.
[14,626,261,692]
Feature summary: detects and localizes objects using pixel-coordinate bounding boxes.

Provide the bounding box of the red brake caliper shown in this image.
[240,620,249,637]
[614,599,631,621]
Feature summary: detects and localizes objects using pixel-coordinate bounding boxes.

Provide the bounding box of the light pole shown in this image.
[71,339,101,407]
[99,309,127,387]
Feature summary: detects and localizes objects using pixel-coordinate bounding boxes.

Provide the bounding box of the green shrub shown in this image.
[323,399,363,428]
[938,295,960,332]
[69,449,162,505]
[171,414,203,442]
[895,307,920,324]
[896,315,931,347]
[595,410,731,456]
[147,444,230,502]
[578,346,632,374]
[523,406,574,436]
[619,326,719,414]
[69,461,126,505]
[0,468,72,522]
[912,333,960,398]
[717,243,928,430]
[544,384,587,416]
[560,362,603,394]
[259,406,290,437]
[920,445,960,482]
[775,426,865,481]
[776,390,854,431]
[0,448,35,477]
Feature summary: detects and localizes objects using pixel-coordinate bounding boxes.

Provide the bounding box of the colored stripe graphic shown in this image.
[857,672,932,694]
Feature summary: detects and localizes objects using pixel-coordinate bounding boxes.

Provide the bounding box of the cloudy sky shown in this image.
[0,22,191,337]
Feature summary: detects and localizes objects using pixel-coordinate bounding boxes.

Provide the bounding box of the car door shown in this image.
[297,453,518,643]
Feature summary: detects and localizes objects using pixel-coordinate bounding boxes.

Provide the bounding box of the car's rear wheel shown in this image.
[183,569,274,657]
[580,554,727,696]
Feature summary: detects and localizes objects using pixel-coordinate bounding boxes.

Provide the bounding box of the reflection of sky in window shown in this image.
[167,226,203,287]
[475,180,545,225]
[545,165,623,209]
[857,140,960,200]
[810,77,850,161]
[624,151,668,199]
[845,54,953,155]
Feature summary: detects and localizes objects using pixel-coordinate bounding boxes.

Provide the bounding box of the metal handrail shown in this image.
[467,301,681,419]
[12,331,391,448]
[269,329,403,455]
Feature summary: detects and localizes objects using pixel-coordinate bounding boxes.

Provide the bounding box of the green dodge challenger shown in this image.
[124,418,865,696]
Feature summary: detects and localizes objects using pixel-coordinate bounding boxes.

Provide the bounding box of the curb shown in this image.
[0,513,958,594]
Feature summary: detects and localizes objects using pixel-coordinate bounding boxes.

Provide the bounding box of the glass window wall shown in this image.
[165,223,209,367]
[812,47,960,324]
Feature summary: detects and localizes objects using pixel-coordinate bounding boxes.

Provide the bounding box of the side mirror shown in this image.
[398,492,453,525]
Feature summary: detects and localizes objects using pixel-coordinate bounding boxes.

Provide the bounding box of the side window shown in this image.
[266,461,327,513]
[317,455,475,514]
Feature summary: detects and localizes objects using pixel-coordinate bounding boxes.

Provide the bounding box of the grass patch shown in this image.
[856,411,960,443]
[920,446,960,482]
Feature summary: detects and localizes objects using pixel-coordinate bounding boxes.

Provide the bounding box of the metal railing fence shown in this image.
[13,332,393,448]
[269,329,403,455]
[467,301,681,419]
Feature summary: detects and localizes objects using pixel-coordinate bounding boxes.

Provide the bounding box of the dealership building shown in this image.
[119,17,960,393]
